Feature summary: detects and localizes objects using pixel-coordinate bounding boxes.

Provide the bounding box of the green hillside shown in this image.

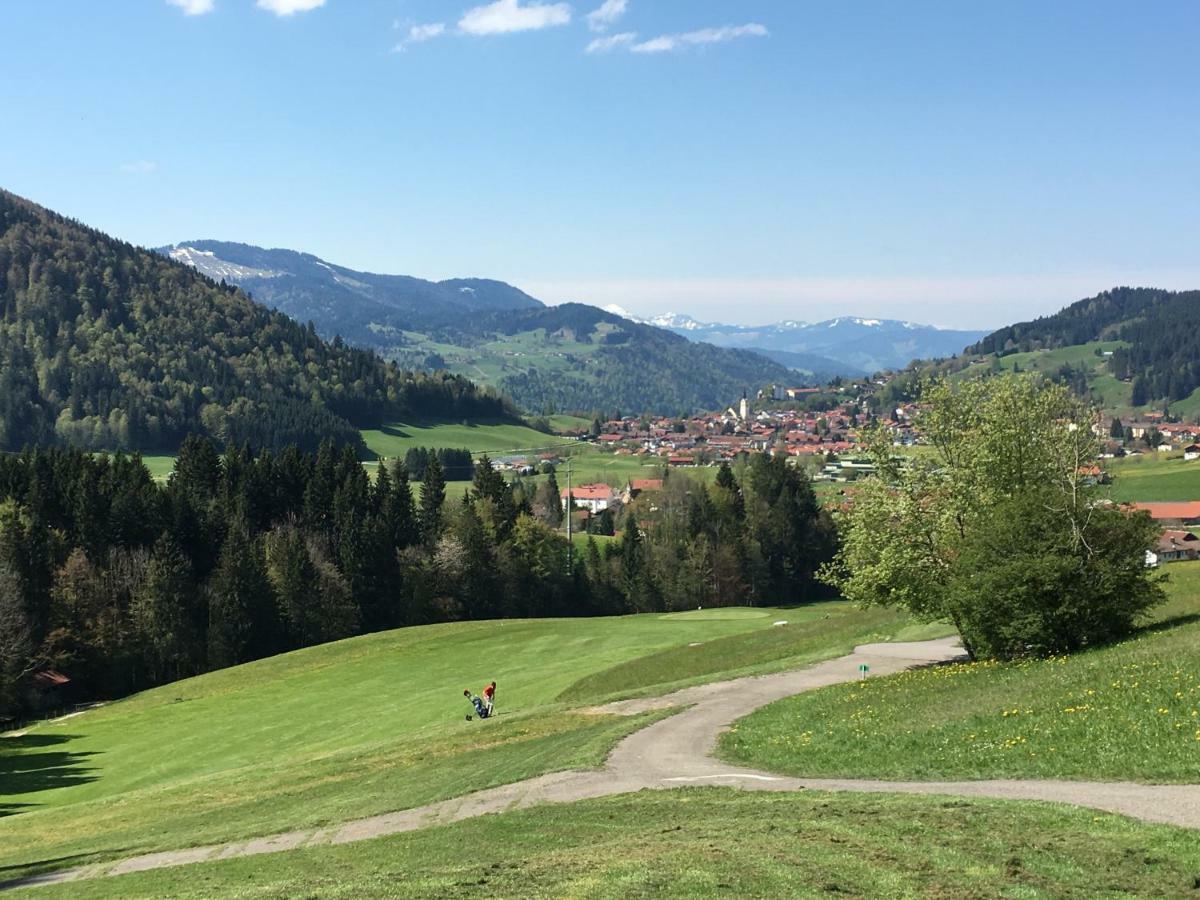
[0,189,510,453]
[947,287,1200,419]
[33,791,1200,899]
[164,240,795,417]
[0,602,925,883]
[722,562,1200,782]
[949,339,1200,419]
[1104,453,1200,503]
[360,419,573,460]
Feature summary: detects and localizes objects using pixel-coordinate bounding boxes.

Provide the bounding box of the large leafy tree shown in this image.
[827,373,1164,658]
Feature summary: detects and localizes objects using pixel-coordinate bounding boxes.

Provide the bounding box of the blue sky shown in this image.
[3,1,1198,328]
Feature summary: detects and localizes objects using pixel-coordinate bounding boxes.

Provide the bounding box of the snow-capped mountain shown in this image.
[168,245,284,282]
[621,313,988,375]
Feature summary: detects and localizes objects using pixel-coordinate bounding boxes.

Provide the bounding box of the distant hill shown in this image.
[606,308,986,375]
[160,241,543,343]
[163,242,796,415]
[0,190,510,452]
[914,287,1200,419]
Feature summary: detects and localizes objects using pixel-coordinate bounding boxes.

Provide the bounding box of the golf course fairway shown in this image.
[0,601,931,884]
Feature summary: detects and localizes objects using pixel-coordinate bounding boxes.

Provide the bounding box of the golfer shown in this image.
[483,681,496,716]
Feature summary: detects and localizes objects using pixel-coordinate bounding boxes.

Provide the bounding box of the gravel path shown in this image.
[9,635,1200,891]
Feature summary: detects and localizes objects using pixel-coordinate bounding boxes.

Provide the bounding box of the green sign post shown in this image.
[858,663,870,680]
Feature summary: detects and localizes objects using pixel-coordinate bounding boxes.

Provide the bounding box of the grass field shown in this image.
[953,341,1200,419]
[360,419,574,460]
[721,562,1200,783]
[0,602,929,883]
[1104,452,1200,503]
[23,790,1200,899]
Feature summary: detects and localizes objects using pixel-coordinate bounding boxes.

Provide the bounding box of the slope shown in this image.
[0,601,923,883]
[963,286,1200,414]
[162,242,795,415]
[0,190,510,453]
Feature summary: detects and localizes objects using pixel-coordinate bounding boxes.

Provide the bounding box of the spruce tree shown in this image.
[420,456,447,542]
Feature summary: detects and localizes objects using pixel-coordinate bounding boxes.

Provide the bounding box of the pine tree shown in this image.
[420,456,447,542]
[131,536,198,684]
[207,523,276,668]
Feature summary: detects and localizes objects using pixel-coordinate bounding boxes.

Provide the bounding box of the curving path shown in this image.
[9,635,1200,891]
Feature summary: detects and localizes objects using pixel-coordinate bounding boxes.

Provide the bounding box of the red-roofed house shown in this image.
[628,478,664,494]
[562,483,615,513]
[1132,502,1200,526]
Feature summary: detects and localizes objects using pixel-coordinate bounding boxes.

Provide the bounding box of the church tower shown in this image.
[739,390,750,423]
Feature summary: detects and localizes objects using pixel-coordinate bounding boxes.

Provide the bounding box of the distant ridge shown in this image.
[608,309,987,374]
[163,241,798,415]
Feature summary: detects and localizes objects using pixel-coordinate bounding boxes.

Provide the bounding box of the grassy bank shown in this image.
[0,602,922,882]
[20,789,1200,899]
[721,562,1200,783]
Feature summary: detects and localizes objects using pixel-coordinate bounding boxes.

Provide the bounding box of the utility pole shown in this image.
[565,455,573,576]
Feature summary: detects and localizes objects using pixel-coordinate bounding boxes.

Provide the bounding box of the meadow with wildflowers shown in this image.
[722,562,1200,782]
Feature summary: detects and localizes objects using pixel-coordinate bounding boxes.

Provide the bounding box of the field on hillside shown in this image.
[1105,453,1200,502]
[360,419,573,460]
[393,327,611,388]
[27,790,1200,899]
[953,341,1200,418]
[722,562,1200,782]
[0,602,930,883]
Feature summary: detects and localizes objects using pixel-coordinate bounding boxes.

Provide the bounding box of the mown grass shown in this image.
[1105,452,1200,503]
[0,603,921,882]
[721,562,1200,783]
[563,603,954,703]
[360,419,572,460]
[21,789,1200,899]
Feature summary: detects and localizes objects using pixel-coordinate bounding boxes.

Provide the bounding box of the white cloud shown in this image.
[631,22,768,53]
[586,0,626,32]
[585,31,635,53]
[256,0,326,17]
[167,0,215,15]
[410,22,447,41]
[394,22,447,50]
[458,0,571,36]
[120,160,158,174]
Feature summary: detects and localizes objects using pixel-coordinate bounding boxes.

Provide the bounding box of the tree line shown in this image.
[403,447,474,482]
[0,439,835,717]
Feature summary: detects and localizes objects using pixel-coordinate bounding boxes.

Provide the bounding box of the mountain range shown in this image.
[162,241,987,413]
[160,241,797,415]
[605,307,988,375]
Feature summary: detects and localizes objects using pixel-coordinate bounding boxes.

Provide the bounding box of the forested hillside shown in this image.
[966,287,1200,407]
[0,190,511,452]
[467,304,795,414]
[164,242,795,415]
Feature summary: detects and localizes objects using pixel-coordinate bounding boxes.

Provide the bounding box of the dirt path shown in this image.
[10,635,1200,891]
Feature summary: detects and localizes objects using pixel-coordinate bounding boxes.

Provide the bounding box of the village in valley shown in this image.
[480,377,1200,566]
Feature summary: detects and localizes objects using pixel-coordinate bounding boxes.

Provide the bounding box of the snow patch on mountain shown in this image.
[169,246,282,281]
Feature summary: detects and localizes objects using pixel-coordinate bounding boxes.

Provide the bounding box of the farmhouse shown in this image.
[561,483,615,513]
[1185,444,1200,462]
[1132,501,1200,527]
[1155,530,1200,563]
